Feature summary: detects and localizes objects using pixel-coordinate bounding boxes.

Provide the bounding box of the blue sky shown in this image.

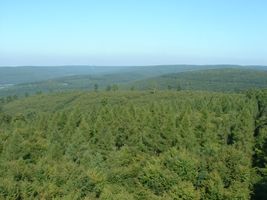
[0,0,267,66]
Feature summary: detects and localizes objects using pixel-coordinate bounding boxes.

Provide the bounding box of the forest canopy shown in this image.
[0,90,267,199]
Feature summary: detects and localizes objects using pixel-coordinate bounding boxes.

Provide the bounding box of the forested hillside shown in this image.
[0,66,129,85]
[1,68,267,97]
[130,68,267,92]
[0,64,233,85]
[0,90,266,199]
[0,72,145,97]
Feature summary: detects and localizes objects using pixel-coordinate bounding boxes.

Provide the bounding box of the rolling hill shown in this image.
[1,67,267,97]
[1,64,236,96]
[1,64,266,85]
[128,68,267,92]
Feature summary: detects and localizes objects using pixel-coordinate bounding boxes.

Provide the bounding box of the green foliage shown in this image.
[131,68,267,92]
[0,90,266,199]
[1,67,267,97]
[94,83,99,92]
[248,90,267,200]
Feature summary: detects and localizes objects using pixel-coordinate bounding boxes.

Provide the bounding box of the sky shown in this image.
[0,0,267,66]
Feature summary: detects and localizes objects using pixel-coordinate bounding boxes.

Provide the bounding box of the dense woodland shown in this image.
[1,68,267,97]
[1,0,267,198]
[132,69,267,92]
[0,89,266,199]
[0,65,246,85]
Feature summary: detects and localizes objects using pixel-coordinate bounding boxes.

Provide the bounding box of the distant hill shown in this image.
[0,66,267,97]
[0,72,145,97]
[1,64,265,85]
[128,68,267,92]
[0,66,130,84]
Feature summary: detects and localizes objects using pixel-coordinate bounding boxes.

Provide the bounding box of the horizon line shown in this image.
[0,64,266,68]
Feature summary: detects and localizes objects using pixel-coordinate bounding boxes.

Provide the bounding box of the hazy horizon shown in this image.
[1,63,267,68]
[1,0,267,66]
